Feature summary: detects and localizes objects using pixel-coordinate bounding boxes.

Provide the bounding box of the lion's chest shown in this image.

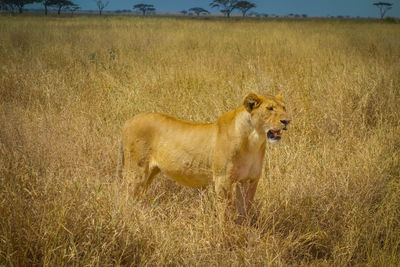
[232,151,264,182]
[232,131,266,181]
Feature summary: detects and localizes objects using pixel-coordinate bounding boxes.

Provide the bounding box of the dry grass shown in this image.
[0,15,399,266]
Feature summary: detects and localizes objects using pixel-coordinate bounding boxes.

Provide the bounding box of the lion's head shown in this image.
[243,93,291,143]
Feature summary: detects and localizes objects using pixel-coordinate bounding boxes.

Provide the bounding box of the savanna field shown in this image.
[0,15,399,265]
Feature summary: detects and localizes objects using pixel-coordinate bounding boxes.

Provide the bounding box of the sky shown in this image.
[33,0,400,18]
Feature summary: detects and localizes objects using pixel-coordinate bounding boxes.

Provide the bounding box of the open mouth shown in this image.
[267,130,282,140]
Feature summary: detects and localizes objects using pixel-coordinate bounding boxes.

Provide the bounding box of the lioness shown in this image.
[117,93,290,219]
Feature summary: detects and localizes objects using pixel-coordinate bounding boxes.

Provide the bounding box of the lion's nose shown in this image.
[281,120,290,130]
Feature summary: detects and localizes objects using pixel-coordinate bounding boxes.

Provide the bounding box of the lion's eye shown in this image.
[267,107,274,111]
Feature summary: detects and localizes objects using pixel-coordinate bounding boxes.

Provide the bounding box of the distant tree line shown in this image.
[132,0,256,17]
[0,0,114,15]
[0,0,395,19]
[0,0,80,14]
[177,0,257,18]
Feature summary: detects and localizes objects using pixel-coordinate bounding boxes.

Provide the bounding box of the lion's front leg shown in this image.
[235,179,259,223]
[214,174,233,203]
[213,172,235,223]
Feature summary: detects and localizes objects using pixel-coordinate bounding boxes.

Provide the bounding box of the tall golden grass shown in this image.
[0,15,399,265]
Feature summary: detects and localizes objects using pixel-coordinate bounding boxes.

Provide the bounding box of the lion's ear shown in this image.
[244,93,262,112]
[275,93,283,100]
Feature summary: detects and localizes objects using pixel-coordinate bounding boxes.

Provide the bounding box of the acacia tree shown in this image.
[2,0,40,13]
[0,0,14,12]
[235,1,255,17]
[94,0,109,15]
[373,2,393,19]
[65,2,79,14]
[210,0,238,17]
[41,0,52,15]
[133,3,155,15]
[48,0,75,15]
[188,7,209,16]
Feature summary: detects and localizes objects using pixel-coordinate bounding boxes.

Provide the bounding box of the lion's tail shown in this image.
[116,140,124,179]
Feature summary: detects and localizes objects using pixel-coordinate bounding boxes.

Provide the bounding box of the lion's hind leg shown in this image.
[126,156,160,199]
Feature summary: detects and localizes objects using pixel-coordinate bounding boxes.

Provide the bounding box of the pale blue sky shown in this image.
[32,0,400,18]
